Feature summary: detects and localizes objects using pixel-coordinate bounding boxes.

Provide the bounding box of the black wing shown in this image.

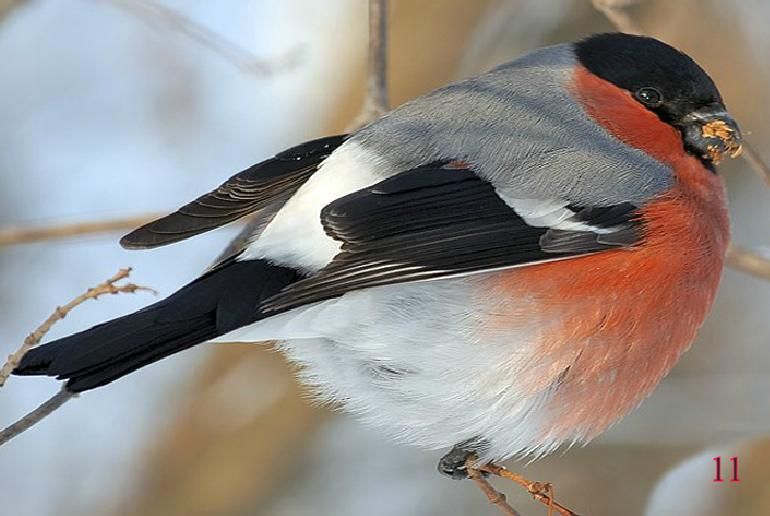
[261,163,641,313]
[120,134,347,249]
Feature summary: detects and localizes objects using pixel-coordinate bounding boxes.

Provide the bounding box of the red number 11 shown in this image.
[713,456,740,482]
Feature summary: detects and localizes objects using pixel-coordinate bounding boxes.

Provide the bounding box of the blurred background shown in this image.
[0,1,768,515]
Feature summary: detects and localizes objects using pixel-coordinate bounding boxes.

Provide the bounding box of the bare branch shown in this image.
[347,0,389,131]
[1,0,306,252]
[726,244,770,281]
[479,462,580,516]
[591,0,644,34]
[96,0,302,77]
[3,0,306,253]
[467,462,523,516]
[0,268,155,446]
[0,214,163,247]
[742,143,770,188]
[366,0,389,118]
[0,0,27,22]
[0,387,77,446]
[0,268,156,387]
[220,1,391,261]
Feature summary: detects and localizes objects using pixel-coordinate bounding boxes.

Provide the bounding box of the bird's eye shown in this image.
[635,87,663,107]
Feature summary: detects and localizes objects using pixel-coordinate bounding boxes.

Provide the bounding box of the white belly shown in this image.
[218,271,565,462]
[222,141,567,461]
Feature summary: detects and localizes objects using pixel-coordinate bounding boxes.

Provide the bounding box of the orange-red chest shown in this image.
[477,66,730,443]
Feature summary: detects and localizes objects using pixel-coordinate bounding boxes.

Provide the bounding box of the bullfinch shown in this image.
[15,33,743,478]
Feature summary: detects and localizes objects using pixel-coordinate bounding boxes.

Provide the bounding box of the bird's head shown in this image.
[575,33,742,168]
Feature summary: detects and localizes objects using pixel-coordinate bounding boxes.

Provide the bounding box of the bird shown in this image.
[14,32,742,480]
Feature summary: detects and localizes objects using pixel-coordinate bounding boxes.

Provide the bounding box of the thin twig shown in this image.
[0,268,155,447]
[0,0,301,253]
[466,461,523,516]
[0,0,28,23]
[347,0,389,131]
[726,245,770,281]
[0,214,162,247]
[367,0,389,118]
[96,0,302,77]
[591,0,644,34]
[480,463,580,516]
[0,268,156,387]
[0,387,77,446]
[742,143,770,188]
[219,0,391,259]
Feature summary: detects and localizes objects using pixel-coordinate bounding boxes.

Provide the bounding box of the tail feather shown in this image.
[14,259,300,392]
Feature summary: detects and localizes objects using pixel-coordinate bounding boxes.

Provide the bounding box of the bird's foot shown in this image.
[439,440,580,515]
[437,438,489,480]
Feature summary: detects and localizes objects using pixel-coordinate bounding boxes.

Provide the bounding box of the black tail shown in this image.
[14,259,299,392]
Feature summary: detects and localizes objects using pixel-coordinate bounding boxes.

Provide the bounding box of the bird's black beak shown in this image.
[678,105,743,164]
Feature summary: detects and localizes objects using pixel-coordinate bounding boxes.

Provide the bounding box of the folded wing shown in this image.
[261,162,641,314]
[120,134,347,249]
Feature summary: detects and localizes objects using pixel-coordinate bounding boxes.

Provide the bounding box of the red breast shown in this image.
[476,66,730,446]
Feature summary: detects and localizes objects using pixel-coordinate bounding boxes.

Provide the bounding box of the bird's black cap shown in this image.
[574,33,723,120]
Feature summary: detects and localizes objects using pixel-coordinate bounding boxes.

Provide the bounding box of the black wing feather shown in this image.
[120,134,347,249]
[262,165,642,314]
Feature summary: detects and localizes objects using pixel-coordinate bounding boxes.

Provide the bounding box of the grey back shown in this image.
[352,44,673,207]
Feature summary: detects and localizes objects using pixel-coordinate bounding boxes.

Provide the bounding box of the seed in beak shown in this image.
[700,120,743,162]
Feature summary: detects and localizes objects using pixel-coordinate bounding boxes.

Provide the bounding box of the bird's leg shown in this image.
[437,437,490,479]
[475,461,580,516]
[439,440,580,515]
